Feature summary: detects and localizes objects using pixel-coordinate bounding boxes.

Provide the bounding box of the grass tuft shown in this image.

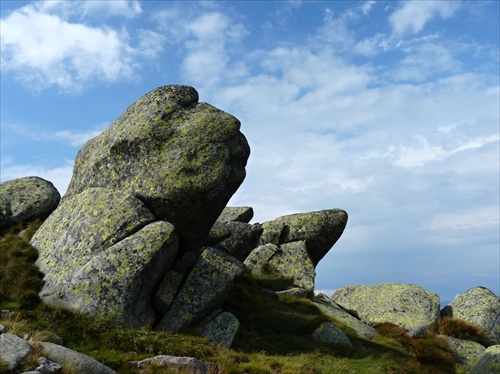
[437,317,488,345]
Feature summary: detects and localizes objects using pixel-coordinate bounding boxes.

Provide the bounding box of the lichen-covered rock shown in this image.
[0,176,60,228]
[441,286,500,345]
[244,241,315,297]
[217,206,254,223]
[312,293,378,340]
[31,188,178,326]
[153,270,184,315]
[39,342,115,374]
[65,85,250,252]
[0,333,32,371]
[211,221,263,261]
[157,247,247,332]
[332,283,440,337]
[470,345,500,374]
[439,335,486,367]
[312,322,353,352]
[130,355,217,374]
[202,311,240,348]
[259,209,347,265]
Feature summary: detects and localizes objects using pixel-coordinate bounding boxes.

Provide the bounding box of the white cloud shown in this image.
[0,1,160,92]
[428,206,500,230]
[389,1,460,37]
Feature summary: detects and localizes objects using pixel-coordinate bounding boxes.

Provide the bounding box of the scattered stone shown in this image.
[0,333,32,371]
[332,283,440,337]
[39,342,115,374]
[65,85,250,253]
[0,176,60,228]
[203,311,240,349]
[312,293,378,340]
[441,286,500,345]
[36,356,63,373]
[312,322,353,351]
[130,355,218,374]
[157,247,247,331]
[470,345,500,374]
[439,335,486,367]
[259,209,348,265]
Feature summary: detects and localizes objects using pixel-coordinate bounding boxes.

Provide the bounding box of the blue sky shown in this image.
[1,0,499,304]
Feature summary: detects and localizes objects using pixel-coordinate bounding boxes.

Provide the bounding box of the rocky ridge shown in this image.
[1,85,499,373]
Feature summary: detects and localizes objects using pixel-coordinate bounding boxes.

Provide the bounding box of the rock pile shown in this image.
[1,85,499,373]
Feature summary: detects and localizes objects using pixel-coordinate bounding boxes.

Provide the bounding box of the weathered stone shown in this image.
[39,342,115,374]
[217,206,254,223]
[312,322,353,351]
[203,311,240,348]
[130,355,217,374]
[65,85,250,253]
[36,356,63,373]
[441,286,500,345]
[0,176,60,228]
[0,333,31,371]
[31,188,178,326]
[157,247,247,332]
[332,283,440,337]
[213,221,263,261]
[439,335,485,367]
[259,209,347,265]
[244,241,315,297]
[276,287,309,298]
[470,345,500,374]
[312,293,378,340]
[153,270,184,315]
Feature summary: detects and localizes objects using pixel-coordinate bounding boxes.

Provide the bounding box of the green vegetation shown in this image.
[0,221,464,373]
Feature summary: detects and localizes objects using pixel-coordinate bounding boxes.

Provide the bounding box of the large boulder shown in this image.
[31,188,178,326]
[312,293,378,340]
[65,85,250,252]
[332,283,440,337]
[441,286,500,345]
[0,176,60,228]
[470,345,500,374]
[259,209,347,266]
[157,247,247,332]
[439,335,485,367]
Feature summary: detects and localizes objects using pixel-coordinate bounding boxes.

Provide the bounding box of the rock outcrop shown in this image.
[470,345,500,373]
[441,286,500,345]
[332,283,441,337]
[0,176,60,229]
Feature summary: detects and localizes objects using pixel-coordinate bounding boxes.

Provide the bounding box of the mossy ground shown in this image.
[0,220,467,373]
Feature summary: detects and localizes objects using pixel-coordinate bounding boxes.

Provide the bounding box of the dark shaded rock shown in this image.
[213,221,263,261]
[217,206,254,223]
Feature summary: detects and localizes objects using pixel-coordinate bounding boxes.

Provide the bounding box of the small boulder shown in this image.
[312,293,378,340]
[130,355,217,374]
[332,283,440,337]
[39,342,115,374]
[0,333,32,371]
[212,221,263,261]
[312,322,353,352]
[439,335,486,367]
[217,206,254,223]
[203,311,240,348]
[244,242,315,297]
[259,209,347,266]
[470,345,500,374]
[441,286,500,345]
[0,176,60,228]
[36,356,63,373]
[157,247,247,332]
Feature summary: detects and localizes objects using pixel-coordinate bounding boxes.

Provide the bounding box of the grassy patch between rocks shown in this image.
[0,222,460,373]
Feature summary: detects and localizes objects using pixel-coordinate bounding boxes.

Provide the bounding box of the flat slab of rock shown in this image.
[130,355,217,374]
[441,286,500,345]
[332,283,440,337]
[39,342,115,374]
[157,247,247,331]
[0,176,60,228]
[259,209,347,265]
[312,293,378,340]
[0,333,31,371]
[217,206,254,223]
